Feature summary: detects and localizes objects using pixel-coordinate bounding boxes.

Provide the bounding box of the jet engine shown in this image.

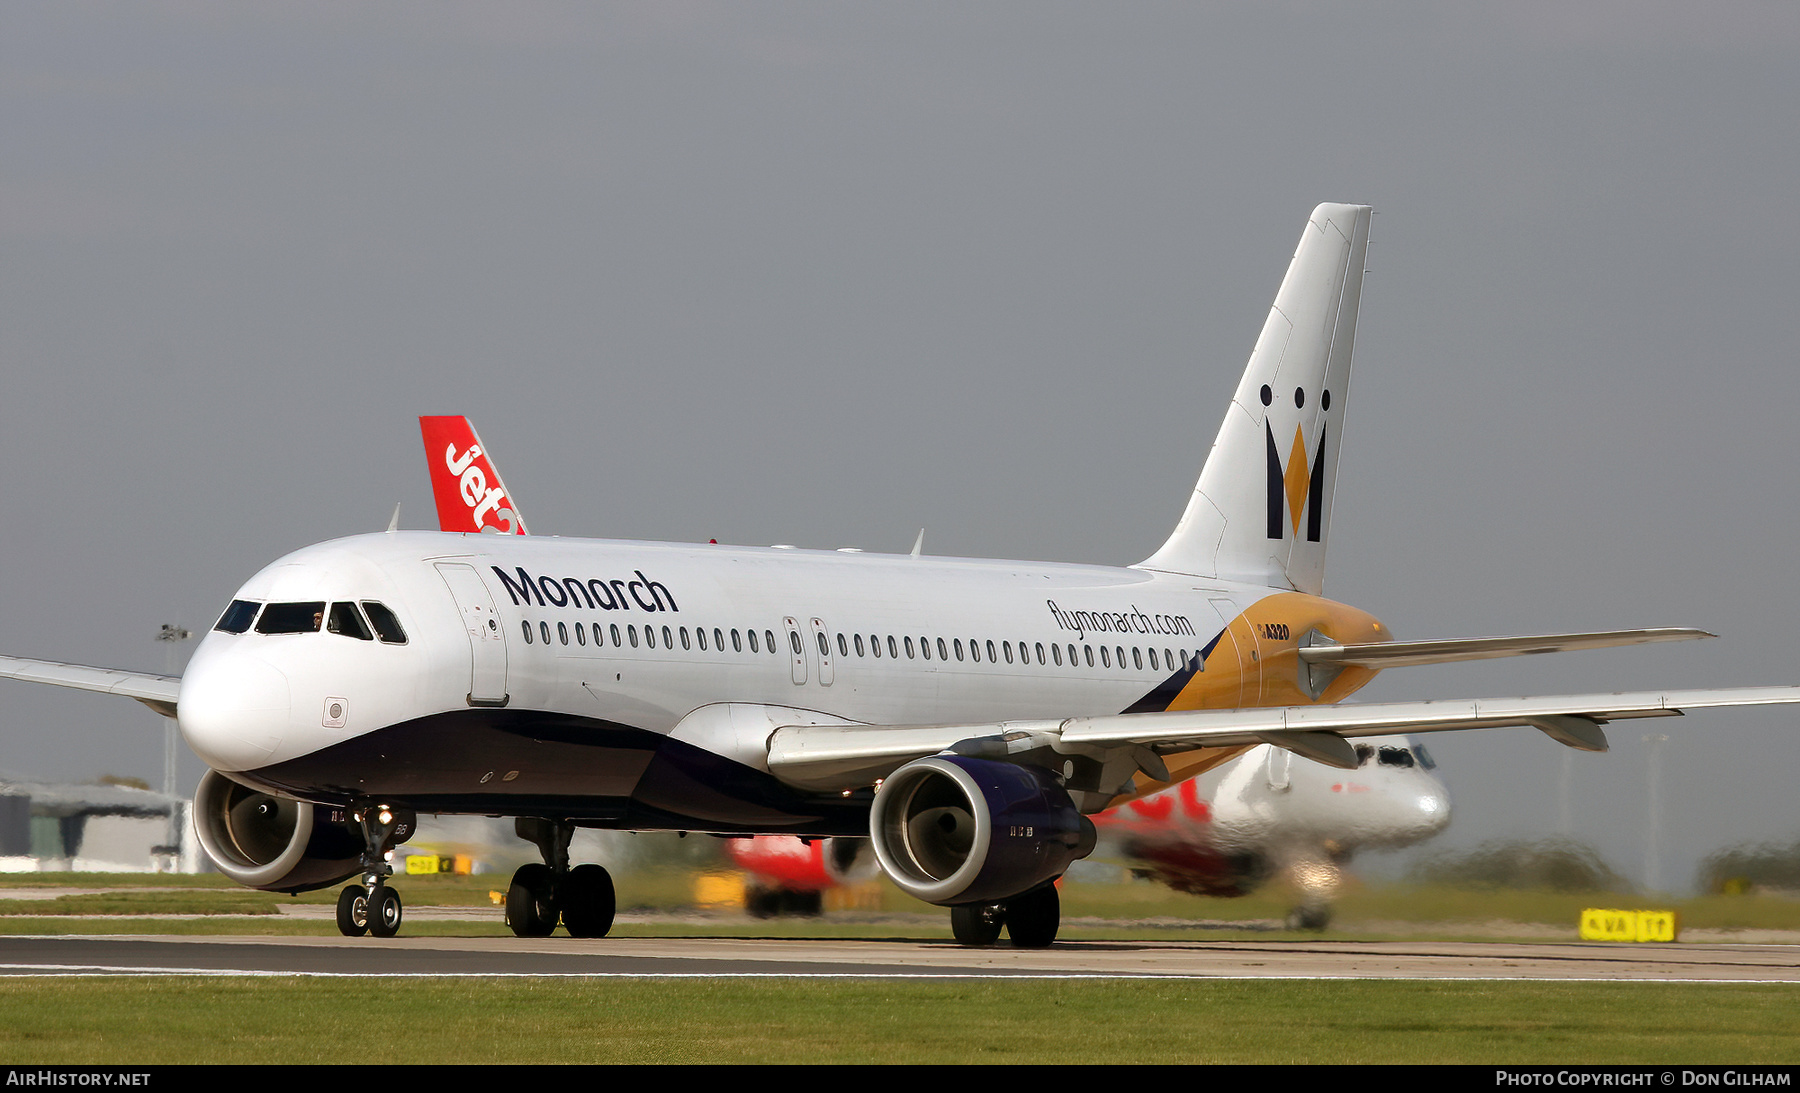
[869,755,1095,906]
[192,769,414,893]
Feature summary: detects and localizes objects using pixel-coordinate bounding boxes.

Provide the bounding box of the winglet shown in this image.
[418,417,529,535]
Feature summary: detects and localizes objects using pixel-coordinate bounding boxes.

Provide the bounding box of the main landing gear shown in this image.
[949,883,1061,949]
[335,803,407,938]
[506,818,617,939]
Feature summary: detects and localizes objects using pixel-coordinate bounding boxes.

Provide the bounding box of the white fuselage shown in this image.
[177,530,1385,835]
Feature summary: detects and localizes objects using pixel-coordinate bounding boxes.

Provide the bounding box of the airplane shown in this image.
[1093,735,1448,929]
[5,202,1796,950]
[419,413,1452,929]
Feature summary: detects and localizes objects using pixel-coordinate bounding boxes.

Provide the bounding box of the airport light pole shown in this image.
[1641,732,1669,895]
[156,623,192,869]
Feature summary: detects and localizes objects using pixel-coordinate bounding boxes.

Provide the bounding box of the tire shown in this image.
[506,863,557,938]
[561,863,616,939]
[335,885,369,937]
[950,902,1004,947]
[1004,885,1060,949]
[369,887,403,938]
[1286,904,1331,932]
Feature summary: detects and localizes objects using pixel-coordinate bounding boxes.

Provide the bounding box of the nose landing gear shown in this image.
[334,803,409,939]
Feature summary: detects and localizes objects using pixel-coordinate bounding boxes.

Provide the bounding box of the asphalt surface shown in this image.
[3,932,1799,981]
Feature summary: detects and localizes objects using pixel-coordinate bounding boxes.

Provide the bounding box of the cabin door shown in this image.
[436,562,510,707]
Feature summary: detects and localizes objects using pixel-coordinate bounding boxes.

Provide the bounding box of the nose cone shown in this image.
[177,639,291,772]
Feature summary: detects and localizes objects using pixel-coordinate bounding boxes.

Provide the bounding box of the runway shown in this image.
[3,933,1798,981]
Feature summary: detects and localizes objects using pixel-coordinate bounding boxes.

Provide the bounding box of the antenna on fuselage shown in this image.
[386,503,401,533]
[910,528,925,559]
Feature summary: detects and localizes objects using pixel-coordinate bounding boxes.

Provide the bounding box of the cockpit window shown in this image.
[361,602,407,645]
[1377,746,1415,768]
[255,601,326,634]
[214,600,260,634]
[327,602,374,641]
[1414,745,1436,771]
[1354,745,1374,766]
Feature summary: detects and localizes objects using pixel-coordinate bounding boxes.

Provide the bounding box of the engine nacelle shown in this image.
[192,769,414,893]
[869,755,1096,906]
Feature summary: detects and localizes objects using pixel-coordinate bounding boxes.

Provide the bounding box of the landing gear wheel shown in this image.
[335,885,370,937]
[370,887,404,938]
[1285,904,1331,932]
[950,902,1004,947]
[745,886,778,919]
[507,862,558,938]
[1004,885,1060,949]
[560,863,616,939]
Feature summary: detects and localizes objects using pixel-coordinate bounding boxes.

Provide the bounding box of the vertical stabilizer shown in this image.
[1137,204,1370,595]
[419,416,530,535]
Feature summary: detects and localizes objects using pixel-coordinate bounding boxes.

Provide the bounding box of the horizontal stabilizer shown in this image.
[0,655,181,718]
[1297,628,1713,670]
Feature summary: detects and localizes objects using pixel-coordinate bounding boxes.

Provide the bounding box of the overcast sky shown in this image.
[4,2,1798,892]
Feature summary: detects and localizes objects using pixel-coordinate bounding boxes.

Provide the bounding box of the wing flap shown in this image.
[0,655,181,718]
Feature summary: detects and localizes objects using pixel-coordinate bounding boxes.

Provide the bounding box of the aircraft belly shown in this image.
[231,708,870,835]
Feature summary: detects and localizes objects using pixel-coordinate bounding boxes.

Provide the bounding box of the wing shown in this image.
[0,655,181,719]
[765,685,1800,802]
[1296,627,1711,670]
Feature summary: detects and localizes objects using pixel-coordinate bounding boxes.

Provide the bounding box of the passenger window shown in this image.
[1084,645,1094,668]
[646,626,657,649]
[871,634,881,658]
[837,633,848,658]
[629,625,639,648]
[576,623,586,646]
[214,600,260,634]
[1133,648,1143,670]
[855,634,865,657]
[748,629,759,653]
[937,637,948,661]
[558,622,568,645]
[920,637,931,661]
[733,628,743,652]
[522,620,533,644]
[986,640,996,663]
[327,603,374,640]
[1051,643,1062,666]
[1003,641,1012,664]
[681,627,691,651]
[1115,646,1125,669]
[953,639,964,662]
[696,628,706,651]
[360,602,407,644]
[714,628,724,651]
[969,640,981,664]
[903,636,914,659]
[766,630,777,654]
[540,621,551,645]
[1100,646,1111,668]
[816,632,828,657]
[663,626,673,649]
[611,624,621,646]
[256,602,326,634]
[886,635,897,659]
[790,631,803,656]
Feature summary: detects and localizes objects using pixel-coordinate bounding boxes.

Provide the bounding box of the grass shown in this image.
[2,873,1798,1062]
[0,978,1795,1064]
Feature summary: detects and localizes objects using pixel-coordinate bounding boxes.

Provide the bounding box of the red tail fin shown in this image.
[418,416,529,535]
